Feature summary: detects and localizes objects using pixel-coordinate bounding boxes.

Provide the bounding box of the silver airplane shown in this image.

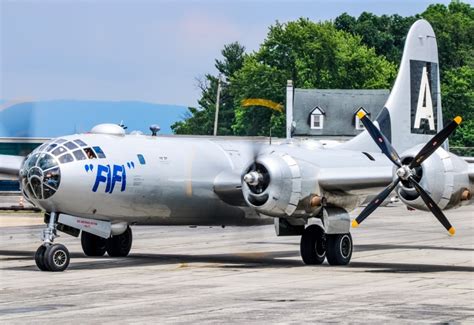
[1,20,473,271]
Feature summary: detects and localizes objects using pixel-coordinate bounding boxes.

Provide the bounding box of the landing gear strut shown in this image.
[300,225,353,266]
[35,212,70,272]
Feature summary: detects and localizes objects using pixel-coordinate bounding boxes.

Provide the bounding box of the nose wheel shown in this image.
[35,243,70,272]
[35,212,71,272]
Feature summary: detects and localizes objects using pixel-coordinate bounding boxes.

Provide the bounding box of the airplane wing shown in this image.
[0,155,24,178]
[317,166,393,194]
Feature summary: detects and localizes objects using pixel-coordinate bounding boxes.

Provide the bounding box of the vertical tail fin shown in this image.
[342,19,443,153]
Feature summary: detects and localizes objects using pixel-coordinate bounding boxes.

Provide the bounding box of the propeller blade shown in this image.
[408,176,455,235]
[357,111,402,167]
[409,116,462,169]
[352,178,400,227]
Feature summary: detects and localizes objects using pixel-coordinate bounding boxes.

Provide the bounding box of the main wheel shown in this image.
[81,231,107,256]
[300,225,326,265]
[326,233,353,266]
[106,226,132,257]
[44,244,70,272]
[35,245,48,271]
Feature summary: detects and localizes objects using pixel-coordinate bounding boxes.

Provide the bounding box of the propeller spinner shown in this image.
[352,111,462,235]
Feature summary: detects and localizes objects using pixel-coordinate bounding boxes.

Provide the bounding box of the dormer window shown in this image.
[354,107,370,130]
[309,106,325,130]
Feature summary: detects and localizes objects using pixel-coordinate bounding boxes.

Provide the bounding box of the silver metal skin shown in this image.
[18,134,394,226]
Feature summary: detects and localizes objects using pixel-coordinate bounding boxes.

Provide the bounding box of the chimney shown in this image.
[286,80,294,139]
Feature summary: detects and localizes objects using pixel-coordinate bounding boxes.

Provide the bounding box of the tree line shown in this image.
[171,1,473,150]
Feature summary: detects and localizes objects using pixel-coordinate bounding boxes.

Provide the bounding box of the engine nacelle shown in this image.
[397,146,471,211]
[242,152,301,217]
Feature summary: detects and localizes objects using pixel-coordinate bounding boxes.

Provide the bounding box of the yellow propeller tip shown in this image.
[454,116,462,125]
[448,227,456,236]
[357,111,366,119]
[352,220,360,228]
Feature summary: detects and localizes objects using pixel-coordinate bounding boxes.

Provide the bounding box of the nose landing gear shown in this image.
[35,212,71,272]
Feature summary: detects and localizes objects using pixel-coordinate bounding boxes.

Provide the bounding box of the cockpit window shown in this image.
[58,153,74,164]
[38,153,57,170]
[36,143,48,152]
[46,143,58,152]
[72,149,86,161]
[25,153,40,169]
[21,144,62,200]
[64,141,78,150]
[54,138,67,144]
[52,146,67,156]
[84,148,97,159]
[93,146,106,158]
[137,154,146,165]
[74,139,87,147]
[44,168,60,190]
[30,177,43,199]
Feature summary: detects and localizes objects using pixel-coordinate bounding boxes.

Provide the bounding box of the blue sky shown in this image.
[1,0,452,107]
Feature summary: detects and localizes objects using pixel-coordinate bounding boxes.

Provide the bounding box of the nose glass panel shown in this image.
[20,152,61,200]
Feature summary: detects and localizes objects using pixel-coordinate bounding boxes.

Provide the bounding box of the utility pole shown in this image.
[213,75,222,136]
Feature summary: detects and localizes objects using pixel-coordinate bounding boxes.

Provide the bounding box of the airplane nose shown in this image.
[20,152,61,200]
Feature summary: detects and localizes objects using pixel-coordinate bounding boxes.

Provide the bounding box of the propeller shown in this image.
[352,111,462,235]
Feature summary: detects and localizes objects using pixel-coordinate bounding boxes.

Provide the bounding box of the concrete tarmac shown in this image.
[0,204,473,324]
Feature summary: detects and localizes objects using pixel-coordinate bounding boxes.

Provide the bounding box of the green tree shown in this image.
[442,66,474,147]
[421,1,474,70]
[231,19,397,136]
[334,12,417,63]
[171,42,246,135]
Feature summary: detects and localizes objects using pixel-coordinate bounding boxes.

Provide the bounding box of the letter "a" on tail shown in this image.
[343,19,444,154]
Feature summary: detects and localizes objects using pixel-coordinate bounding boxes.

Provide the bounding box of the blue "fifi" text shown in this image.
[92,164,127,193]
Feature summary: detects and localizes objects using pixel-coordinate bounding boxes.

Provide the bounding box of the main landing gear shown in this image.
[300,225,353,266]
[35,212,70,272]
[81,226,132,257]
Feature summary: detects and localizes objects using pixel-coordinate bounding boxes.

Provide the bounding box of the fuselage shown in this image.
[19,132,394,226]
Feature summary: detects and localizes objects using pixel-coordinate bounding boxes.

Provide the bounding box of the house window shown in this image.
[309,106,325,130]
[311,114,323,129]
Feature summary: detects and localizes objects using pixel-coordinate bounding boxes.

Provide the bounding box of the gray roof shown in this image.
[292,89,390,137]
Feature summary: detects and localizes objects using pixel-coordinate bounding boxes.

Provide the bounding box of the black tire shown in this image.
[81,231,107,256]
[300,225,326,265]
[44,244,70,272]
[106,226,132,257]
[35,245,49,271]
[326,233,353,266]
